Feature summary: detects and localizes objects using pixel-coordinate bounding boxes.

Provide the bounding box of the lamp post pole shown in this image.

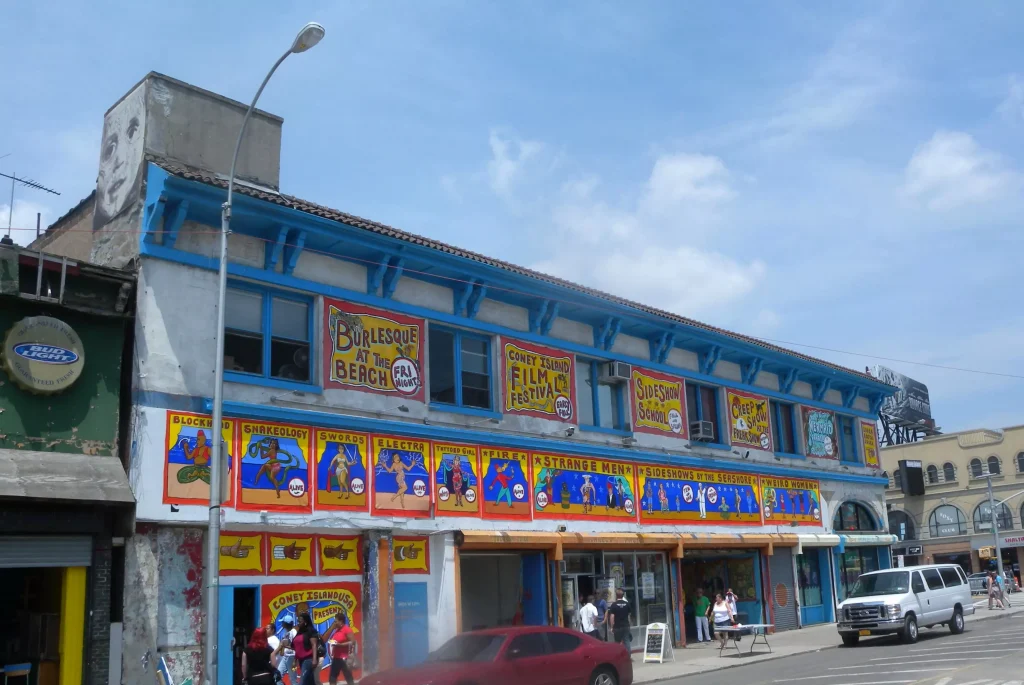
[986,475,1004,578]
[204,23,325,685]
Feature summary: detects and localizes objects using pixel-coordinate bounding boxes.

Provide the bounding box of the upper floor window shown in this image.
[686,382,721,442]
[929,504,967,537]
[224,286,311,384]
[893,469,902,490]
[428,327,492,411]
[833,501,878,532]
[943,462,956,483]
[970,458,984,478]
[838,415,858,463]
[926,465,939,484]
[770,400,799,455]
[973,502,1013,532]
[576,359,625,431]
[1017,452,1024,474]
[987,455,1001,475]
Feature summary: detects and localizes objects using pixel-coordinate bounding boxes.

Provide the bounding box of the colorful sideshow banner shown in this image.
[313,428,369,511]
[802,406,838,460]
[318,535,362,575]
[238,420,312,513]
[164,411,236,506]
[861,421,880,468]
[638,465,761,525]
[501,338,576,422]
[727,389,773,451]
[631,368,687,438]
[759,476,822,525]
[433,442,481,517]
[323,299,425,401]
[480,447,532,521]
[393,536,430,574]
[371,435,431,517]
[532,453,637,521]
[268,535,316,576]
[219,532,266,576]
[263,582,362,679]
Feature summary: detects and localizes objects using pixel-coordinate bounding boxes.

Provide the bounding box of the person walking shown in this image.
[325,611,357,685]
[293,612,321,685]
[996,572,1011,608]
[988,570,1005,610]
[241,628,278,685]
[711,593,736,650]
[595,590,609,640]
[273,619,300,685]
[607,588,634,656]
[579,594,601,639]
[693,588,711,643]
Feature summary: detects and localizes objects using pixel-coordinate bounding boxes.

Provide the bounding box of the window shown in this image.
[576,359,625,431]
[224,286,311,384]
[888,510,916,541]
[893,469,903,490]
[987,456,1001,475]
[926,465,939,484]
[838,416,858,463]
[929,505,967,537]
[428,328,493,411]
[911,572,925,594]
[837,548,879,601]
[770,401,798,454]
[507,633,548,659]
[943,462,956,483]
[797,553,823,607]
[546,632,581,654]
[922,568,944,591]
[970,458,984,478]
[1017,452,1024,473]
[938,567,962,587]
[973,502,1013,532]
[833,501,878,532]
[685,382,721,442]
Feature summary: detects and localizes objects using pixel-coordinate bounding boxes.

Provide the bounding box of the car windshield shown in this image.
[849,571,910,598]
[427,634,507,663]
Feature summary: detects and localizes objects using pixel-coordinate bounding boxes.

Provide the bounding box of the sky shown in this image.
[2,1,1023,433]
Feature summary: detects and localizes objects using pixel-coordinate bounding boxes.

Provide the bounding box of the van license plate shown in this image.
[858,630,871,636]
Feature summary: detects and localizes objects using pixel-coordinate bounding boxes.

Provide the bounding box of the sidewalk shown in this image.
[632,599,1024,684]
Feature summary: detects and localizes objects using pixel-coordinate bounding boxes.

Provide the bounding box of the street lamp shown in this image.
[983,471,1024,579]
[205,21,325,685]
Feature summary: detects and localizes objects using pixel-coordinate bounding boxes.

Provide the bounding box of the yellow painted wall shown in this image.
[59,567,86,685]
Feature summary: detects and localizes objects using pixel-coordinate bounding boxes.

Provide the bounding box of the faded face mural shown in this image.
[95,83,145,227]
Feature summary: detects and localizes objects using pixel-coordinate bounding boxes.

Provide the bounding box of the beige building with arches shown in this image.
[883,425,1024,579]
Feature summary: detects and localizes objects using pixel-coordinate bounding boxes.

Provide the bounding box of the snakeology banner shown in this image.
[501,338,576,422]
[314,429,369,512]
[638,465,761,524]
[727,389,773,451]
[532,453,637,521]
[238,420,312,513]
[630,367,687,438]
[759,476,821,525]
[164,411,236,506]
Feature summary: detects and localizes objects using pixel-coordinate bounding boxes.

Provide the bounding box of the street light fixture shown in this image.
[205,21,325,685]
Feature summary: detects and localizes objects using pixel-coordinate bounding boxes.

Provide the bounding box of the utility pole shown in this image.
[986,475,1004,578]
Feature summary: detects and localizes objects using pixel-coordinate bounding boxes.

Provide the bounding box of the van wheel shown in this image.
[901,615,919,644]
[949,607,964,634]
[841,634,860,647]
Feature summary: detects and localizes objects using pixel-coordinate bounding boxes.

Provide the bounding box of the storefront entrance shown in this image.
[681,549,763,641]
[560,551,671,635]
[460,552,548,631]
[796,549,834,626]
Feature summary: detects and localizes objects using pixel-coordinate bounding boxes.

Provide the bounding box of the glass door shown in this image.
[561,576,579,629]
[636,553,669,626]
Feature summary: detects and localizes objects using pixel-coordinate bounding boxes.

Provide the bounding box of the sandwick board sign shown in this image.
[643,622,673,663]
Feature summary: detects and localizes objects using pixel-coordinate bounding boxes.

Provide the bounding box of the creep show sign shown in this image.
[631,368,687,438]
[802,406,837,459]
[324,299,425,402]
[727,390,772,451]
[501,339,575,421]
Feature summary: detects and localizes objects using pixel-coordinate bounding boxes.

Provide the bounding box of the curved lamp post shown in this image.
[206,21,325,685]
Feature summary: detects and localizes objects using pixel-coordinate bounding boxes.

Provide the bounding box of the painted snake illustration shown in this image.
[176,430,212,484]
[250,437,299,498]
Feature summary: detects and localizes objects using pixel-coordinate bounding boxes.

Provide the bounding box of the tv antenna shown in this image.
[1,169,60,244]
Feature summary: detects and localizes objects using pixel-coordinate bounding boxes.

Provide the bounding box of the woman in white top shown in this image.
[711,593,735,648]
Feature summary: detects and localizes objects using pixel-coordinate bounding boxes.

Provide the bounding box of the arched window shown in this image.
[929,505,967,537]
[943,462,956,482]
[1017,452,1024,474]
[893,469,902,490]
[888,510,916,541]
[926,465,939,484]
[973,502,1013,532]
[987,456,1001,475]
[970,458,983,478]
[833,501,879,532]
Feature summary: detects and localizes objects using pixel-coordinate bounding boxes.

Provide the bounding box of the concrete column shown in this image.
[362,531,395,674]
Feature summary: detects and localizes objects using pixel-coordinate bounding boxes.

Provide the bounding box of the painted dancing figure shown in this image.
[451,458,465,507]
[327,446,353,498]
[581,475,596,514]
[382,453,416,507]
[697,483,708,519]
[489,462,515,507]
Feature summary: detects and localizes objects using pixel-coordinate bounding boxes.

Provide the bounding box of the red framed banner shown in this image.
[237,420,313,513]
[759,476,822,525]
[393,536,430,574]
[268,534,316,576]
[318,535,363,576]
[433,442,482,518]
[164,411,237,506]
[638,464,761,525]
[861,421,880,468]
[313,428,370,512]
[219,532,266,576]
[630,367,687,438]
[531,453,637,522]
[370,435,432,518]
[726,389,773,451]
[500,338,576,422]
[801,406,838,460]
[480,448,532,521]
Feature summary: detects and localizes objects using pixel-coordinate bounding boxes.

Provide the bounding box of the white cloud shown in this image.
[997,74,1024,123]
[903,131,1023,211]
[0,199,56,246]
[487,130,544,201]
[439,174,462,203]
[641,154,735,216]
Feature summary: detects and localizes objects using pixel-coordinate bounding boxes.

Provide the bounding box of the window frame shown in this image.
[922,568,944,591]
[223,282,317,393]
[928,504,968,538]
[576,358,628,435]
[770,400,801,457]
[987,455,1001,476]
[969,458,984,479]
[942,462,957,483]
[685,381,725,447]
[972,501,1013,533]
[925,465,939,484]
[893,469,903,490]
[427,326,498,417]
[838,415,859,464]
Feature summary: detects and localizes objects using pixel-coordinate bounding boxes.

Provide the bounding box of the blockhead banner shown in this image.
[861,421,880,468]
[371,435,431,517]
[802,406,838,460]
[727,389,772,451]
[480,447,531,520]
[638,465,760,525]
[532,453,637,521]
[238,420,312,513]
[759,476,821,525]
[631,368,687,438]
[433,442,481,517]
[314,429,369,511]
[501,338,576,422]
[164,411,236,506]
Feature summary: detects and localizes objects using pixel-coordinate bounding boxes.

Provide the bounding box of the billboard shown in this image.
[873,365,931,423]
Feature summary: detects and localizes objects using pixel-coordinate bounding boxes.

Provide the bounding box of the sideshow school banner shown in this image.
[268,535,315,576]
[371,436,431,517]
[314,429,369,511]
[631,368,687,438]
[802,406,838,460]
[759,476,821,525]
[861,421,880,468]
[164,411,236,506]
[501,338,576,422]
[263,582,362,679]
[323,299,425,402]
[238,420,312,513]
[638,465,760,525]
[433,443,481,517]
[318,535,362,575]
[532,453,637,521]
[480,448,531,521]
[727,389,772,451]
[219,532,266,576]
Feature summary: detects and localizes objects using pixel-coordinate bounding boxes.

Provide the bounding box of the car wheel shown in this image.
[589,667,617,685]
[841,634,860,647]
[901,615,919,644]
[949,607,964,635]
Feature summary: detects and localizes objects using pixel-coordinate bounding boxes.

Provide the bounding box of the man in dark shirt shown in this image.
[607,588,633,656]
[595,590,609,640]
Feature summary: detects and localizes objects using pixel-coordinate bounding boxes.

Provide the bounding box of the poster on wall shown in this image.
[433,442,481,517]
[727,389,772,451]
[94,82,144,229]
[637,465,761,525]
[238,420,312,513]
[371,435,431,517]
[861,421,880,468]
[801,406,838,460]
[631,368,687,438]
[323,299,425,402]
[268,535,316,576]
[759,476,821,525]
[164,411,236,506]
[393,536,430,574]
[314,429,369,511]
[318,535,362,575]
[480,448,531,520]
[501,338,576,422]
[263,582,362,678]
[219,532,266,576]
[532,453,637,521]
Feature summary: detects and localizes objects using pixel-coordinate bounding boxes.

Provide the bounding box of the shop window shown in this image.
[838,416,858,463]
[428,327,493,411]
[970,458,984,478]
[833,501,878,532]
[797,553,823,607]
[972,502,1012,532]
[987,455,1001,475]
[837,548,879,602]
[928,505,967,537]
[892,469,902,490]
[888,510,916,541]
[926,465,938,484]
[943,462,956,482]
[685,382,721,442]
[224,286,311,385]
[576,359,626,432]
[770,400,799,454]
[1017,452,1024,473]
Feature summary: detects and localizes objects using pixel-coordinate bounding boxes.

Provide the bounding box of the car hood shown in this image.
[838,593,906,607]
[361,661,484,685]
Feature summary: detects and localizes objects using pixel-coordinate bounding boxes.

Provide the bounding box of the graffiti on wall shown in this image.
[95,82,145,228]
[480,448,531,520]
[238,420,312,513]
[801,407,837,460]
[371,435,431,517]
[164,411,235,505]
[532,453,636,521]
[638,465,761,524]
[760,476,821,525]
[314,429,369,511]
[727,389,772,451]
[433,442,481,517]
[631,368,687,438]
[501,338,576,421]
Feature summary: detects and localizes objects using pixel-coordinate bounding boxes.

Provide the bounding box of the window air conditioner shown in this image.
[601,361,632,382]
[690,421,715,442]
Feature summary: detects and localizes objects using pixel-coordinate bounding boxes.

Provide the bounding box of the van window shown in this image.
[939,567,962,586]
[922,568,945,590]
[848,571,909,598]
[956,567,968,583]
[912,572,926,594]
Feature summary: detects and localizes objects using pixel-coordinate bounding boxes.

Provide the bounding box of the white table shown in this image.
[713,624,774,657]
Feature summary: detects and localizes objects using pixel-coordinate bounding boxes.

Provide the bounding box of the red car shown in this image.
[361,626,633,685]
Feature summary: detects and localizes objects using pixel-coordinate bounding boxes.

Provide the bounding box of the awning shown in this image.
[0,449,134,505]
[796,534,842,554]
[681,533,798,548]
[839,534,898,549]
[459,531,561,550]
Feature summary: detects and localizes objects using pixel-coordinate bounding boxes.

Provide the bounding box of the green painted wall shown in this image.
[0,299,127,456]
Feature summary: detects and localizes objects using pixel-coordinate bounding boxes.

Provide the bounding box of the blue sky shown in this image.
[3,1,1023,432]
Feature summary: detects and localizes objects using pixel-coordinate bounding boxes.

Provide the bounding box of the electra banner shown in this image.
[759,476,821,525]
[164,411,236,506]
[501,338,576,422]
[371,435,431,518]
[324,299,425,401]
[727,389,772,451]
[433,442,481,517]
[802,406,838,460]
[532,453,637,521]
[638,465,761,525]
[313,429,369,512]
[861,421,880,468]
[238,420,312,513]
[631,367,687,438]
[480,448,531,521]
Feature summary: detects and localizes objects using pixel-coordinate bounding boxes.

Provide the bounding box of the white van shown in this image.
[836,564,975,645]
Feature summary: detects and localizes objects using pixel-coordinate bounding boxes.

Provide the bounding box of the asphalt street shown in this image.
[660,612,1022,685]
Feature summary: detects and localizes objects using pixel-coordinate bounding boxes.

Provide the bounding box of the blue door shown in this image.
[521,553,548,625]
[395,582,430,667]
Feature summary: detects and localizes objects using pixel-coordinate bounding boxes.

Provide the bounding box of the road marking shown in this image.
[954,680,994,685]
[836,658,1002,668]
[931,678,951,685]
[776,670,957,681]
[909,646,1021,654]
